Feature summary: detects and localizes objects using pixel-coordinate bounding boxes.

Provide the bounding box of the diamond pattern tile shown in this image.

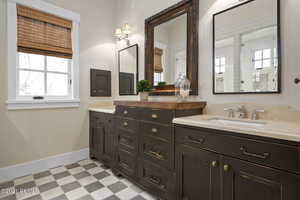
[0,160,157,200]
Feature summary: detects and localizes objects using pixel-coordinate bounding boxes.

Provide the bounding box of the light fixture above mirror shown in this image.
[115,23,131,46]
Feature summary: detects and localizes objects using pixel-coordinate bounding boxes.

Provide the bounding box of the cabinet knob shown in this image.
[123,122,128,127]
[151,128,158,133]
[123,110,128,115]
[223,164,230,172]
[151,114,158,119]
[211,161,218,168]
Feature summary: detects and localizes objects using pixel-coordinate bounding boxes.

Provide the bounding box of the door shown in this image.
[176,145,220,200]
[222,156,300,200]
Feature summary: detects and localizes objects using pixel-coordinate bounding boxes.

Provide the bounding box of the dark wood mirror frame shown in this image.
[212,0,281,95]
[145,0,199,96]
[118,44,139,96]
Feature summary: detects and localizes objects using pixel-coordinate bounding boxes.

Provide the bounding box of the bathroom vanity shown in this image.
[89,103,300,200]
[89,101,206,199]
[174,116,300,200]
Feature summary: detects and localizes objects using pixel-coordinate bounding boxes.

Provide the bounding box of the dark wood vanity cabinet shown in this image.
[90,111,114,167]
[112,101,206,199]
[175,125,300,200]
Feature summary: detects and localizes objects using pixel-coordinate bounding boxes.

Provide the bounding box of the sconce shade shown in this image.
[122,23,131,35]
[115,28,122,37]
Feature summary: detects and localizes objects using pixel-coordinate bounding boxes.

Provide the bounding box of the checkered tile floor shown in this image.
[0,159,157,200]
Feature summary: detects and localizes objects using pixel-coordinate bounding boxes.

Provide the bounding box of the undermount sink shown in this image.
[206,118,266,127]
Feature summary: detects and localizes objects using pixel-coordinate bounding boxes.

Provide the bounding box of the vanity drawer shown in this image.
[221,135,300,174]
[116,130,138,154]
[175,126,300,174]
[140,122,172,142]
[116,117,139,132]
[140,136,171,169]
[115,106,139,119]
[138,160,174,197]
[116,149,136,177]
[141,108,173,124]
[175,126,215,151]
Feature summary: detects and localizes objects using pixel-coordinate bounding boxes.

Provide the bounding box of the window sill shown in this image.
[6,99,80,110]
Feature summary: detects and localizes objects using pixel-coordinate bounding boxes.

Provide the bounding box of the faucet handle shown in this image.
[251,109,265,120]
[224,108,235,118]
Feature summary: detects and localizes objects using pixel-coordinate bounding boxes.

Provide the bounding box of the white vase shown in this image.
[139,92,149,101]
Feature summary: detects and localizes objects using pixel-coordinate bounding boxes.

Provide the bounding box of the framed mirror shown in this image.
[118,44,139,95]
[145,0,199,96]
[213,0,281,94]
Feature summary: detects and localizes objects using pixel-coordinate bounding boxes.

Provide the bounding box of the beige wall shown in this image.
[114,0,300,110]
[0,0,117,168]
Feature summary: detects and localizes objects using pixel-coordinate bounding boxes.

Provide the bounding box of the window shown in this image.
[215,57,226,74]
[7,0,80,110]
[18,53,71,98]
[154,72,164,86]
[253,48,277,70]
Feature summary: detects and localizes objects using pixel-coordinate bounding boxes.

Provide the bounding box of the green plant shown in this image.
[137,80,151,92]
[157,81,167,87]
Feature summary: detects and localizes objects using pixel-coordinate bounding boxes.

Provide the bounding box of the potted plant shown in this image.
[137,80,151,101]
[156,81,167,90]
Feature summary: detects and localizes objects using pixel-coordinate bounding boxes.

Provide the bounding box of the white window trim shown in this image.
[6,0,80,110]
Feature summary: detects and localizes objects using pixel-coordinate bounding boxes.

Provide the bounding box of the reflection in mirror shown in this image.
[213,0,280,94]
[119,44,138,95]
[153,14,187,86]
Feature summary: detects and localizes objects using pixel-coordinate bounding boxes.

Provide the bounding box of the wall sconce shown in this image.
[115,23,131,46]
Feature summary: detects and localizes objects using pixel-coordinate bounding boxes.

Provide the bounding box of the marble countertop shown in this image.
[88,105,115,114]
[173,115,300,143]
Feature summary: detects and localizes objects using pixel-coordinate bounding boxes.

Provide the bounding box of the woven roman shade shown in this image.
[154,48,163,73]
[17,5,73,59]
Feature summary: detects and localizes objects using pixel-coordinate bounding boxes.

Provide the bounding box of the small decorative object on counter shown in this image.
[175,73,184,101]
[137,80,151,101]
[179,75,191,101]
[175,74,191,101]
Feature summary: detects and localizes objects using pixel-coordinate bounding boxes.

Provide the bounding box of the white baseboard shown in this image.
[0,148,89,183]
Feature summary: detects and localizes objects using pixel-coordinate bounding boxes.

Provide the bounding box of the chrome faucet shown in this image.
[224,108,235,118]
[236,105,247,119]
[251,109,265,120]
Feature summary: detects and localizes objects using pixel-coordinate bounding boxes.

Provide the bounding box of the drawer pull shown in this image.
[149,150,164,160]
[123,122,128,127]
[185,136,205,145]
[120,137,131,146]
[240,147,270,159]
[211,161,218,168]
[123,110,128,115]
[223,164,230,172]
[147,176,161,185]
[120,162,130,169]
[151,114,158,119]
[151,128,158,133]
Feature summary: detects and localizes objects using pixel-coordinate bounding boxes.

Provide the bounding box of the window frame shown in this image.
[215,56,226,74]
[253,48,276,70]
[16,53,73,100]
[7,0,80,110]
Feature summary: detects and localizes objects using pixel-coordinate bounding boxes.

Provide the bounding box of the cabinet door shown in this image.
[222,156,300,200]
[176,145,220,200]
[90,69,111,97]
[102,116,114,165]
[94,121,105,160]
